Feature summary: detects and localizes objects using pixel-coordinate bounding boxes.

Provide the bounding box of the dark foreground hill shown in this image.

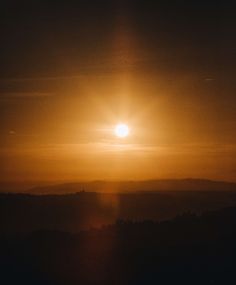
[1,190,236,235]
[1,206,236,285]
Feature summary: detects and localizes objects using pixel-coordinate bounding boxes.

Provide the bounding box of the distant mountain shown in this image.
[0,181,53,193]
[27,179,236,195]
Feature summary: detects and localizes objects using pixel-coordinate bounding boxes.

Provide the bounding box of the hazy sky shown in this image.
[1,0,236,182]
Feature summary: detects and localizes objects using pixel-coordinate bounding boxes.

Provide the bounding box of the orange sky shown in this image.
[1,1,235,182]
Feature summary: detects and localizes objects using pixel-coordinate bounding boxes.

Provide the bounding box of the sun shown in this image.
[115,123,130,138]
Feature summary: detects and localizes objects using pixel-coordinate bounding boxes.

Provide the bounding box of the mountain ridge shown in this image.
[24,178,236,195]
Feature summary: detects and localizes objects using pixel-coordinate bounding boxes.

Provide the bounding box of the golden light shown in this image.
[115,123,130,138]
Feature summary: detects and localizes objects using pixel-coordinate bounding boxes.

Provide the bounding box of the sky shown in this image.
[0,0,236,182]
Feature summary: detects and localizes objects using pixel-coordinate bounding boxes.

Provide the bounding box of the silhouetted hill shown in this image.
[1,189,236,235]
[25,179,236,194]
[1,205,236,285]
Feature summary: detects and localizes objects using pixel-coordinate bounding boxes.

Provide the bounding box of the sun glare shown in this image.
[115,123,130,138]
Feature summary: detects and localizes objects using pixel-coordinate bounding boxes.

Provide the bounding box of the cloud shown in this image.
[0,75,84,83]
[0,92,54,100]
